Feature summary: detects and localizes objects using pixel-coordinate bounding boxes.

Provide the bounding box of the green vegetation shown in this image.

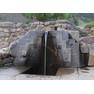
[84,21,94,28]
[23,13,83,26]
[78,20,94,28]
[23,13,72,21]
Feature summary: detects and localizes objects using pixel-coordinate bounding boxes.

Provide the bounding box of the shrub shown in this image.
[23,13,72,21]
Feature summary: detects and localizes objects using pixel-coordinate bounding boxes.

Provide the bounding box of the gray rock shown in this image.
[80,43,89,53]
[49,30,81,68]
[0,22,14,27]
[61,48,71,65]
[69,40,80,67]
[67,30,79,41]
[15,23,23,28]
[45,21,56,25]
[10,30,44,66]
[0,32,10,38]
[1,57,14,66]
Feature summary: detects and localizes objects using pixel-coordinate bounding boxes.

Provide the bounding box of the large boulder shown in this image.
[9,30,44,66]
[47,30,81,68]
[80,36,94,66]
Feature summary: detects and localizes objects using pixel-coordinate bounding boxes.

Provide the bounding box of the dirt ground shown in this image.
[0,66,94,80]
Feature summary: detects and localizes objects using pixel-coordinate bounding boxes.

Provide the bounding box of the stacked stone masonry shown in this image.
[0,20,93,68]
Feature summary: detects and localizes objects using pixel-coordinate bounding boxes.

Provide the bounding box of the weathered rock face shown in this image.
[30,20,82,32]
[22,30,88,75]
[0,22,31,66]
[0,20,82,50]
[80,36,94,66]
[46,31,60,75]
[84,25,94,36]
[10,30,44,66]
[88,44,94,66]
[48,30,81,68]
[0,20,92,74]
[0,22,30,49]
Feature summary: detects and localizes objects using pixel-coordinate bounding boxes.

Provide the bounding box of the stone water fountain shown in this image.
[0,21,90,77]
[9,30,88,76]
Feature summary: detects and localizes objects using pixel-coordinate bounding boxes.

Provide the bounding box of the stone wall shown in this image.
[0,22,30,49]
[0,20,88,67]
[0,20,81,50]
